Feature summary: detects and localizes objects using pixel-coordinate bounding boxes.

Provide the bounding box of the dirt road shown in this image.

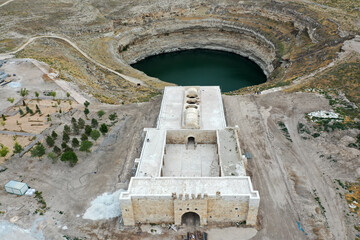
[223,92,357,240]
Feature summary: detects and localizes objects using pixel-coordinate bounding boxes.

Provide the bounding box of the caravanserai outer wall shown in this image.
[120,86,259,226]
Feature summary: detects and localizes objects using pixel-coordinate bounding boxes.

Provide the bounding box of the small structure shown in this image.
[5,180,29,195]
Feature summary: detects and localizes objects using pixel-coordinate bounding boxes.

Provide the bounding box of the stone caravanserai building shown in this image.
[120,86,259,226]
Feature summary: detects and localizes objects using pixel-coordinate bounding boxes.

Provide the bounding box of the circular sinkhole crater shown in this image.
[131,49,267,92]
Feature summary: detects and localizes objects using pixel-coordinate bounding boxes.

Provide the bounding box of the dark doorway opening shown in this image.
[181,212,200,226]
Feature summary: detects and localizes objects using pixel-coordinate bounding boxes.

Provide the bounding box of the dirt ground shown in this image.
[0,91,358,239]
[223,92,360,240]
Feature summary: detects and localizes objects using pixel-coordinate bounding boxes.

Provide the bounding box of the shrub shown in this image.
[91,118,98,128]
[84,101,90,108]
[31,143,45,159]
[78,118,85,129]
[100,123,108,135]
[66,92,70,98]
[0,144,9,157]
[60,151,78,166]
[71,117,77,124]
[7,97,15,103]
[19,108,24,116]
[97,110,105,119]
[47,152,57,162]
[72,138,79,148]
[62,132,70,143]
[72,123,80,135]
[84,108,89,117]
[20,88,28,97]
[80,141,93,152]
[109,113,117,121]
[81,134,88,141]
[51,131,58,139]
[46,136,55,147]
[90,129,100,141]
[63,125,71,134]
[35,91,39,98]
[85,125,92,136]
[13,142,23,154]
[53,145,61,154]
[61,142,68,149]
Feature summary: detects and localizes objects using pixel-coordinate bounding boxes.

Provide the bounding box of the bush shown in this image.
[31,143,45,159]
[90,130,100,141]
[84,101,90,108]
[47,152,58,162]
[78,118,85,129]
[109,113,117,121]
[72,138,79,148]
[84,108,89,117]
[85,125,92,136]
[63,125,71,134]
[72,122,80,135]
[81,134,88,141]
[53,145,61,154]
[46,136,55,147]
[62,132,70,143]
[91,118,98,128]
[0,144,9,157]
[100,123,108,135]
[13,142,23,154]
[61,142,68,149]
[97,110,105,119]
[51,131,58,139]
[19,108,24,116]
[80,141,93,152]
[60,151,78,166]
[71,117,77,124]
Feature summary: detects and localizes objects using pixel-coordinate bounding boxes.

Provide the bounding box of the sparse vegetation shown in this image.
[278,121,292,142]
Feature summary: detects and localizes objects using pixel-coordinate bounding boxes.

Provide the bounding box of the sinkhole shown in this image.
[131,49,267,92]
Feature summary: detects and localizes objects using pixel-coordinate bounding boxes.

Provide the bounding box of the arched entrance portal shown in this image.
[181,212,200,226]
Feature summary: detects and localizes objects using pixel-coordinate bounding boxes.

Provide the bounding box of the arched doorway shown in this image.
[187,136,195,150]
[181,212,200,226]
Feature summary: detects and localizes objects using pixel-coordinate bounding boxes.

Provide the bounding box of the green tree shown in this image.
[80,140,93,152]
[1,114,6,121]
[62,132,70,143]
[0,144,9,157]
[31,143,45,159]
[51,131,58,139]
[46,136,55,147]
[66,92,70,98]
[47,152,58,162]
[90,129,100,141]
[78,118,85,129]
[35,91,39,98]
[72,138,79,148]
[80,134,88,141]
[60,151,78,167]
[61,142,68,149]
[84,108,89,117]
[91,118,98,128]
[35,104,41,114]
[13,142,23,154]
[71,117,77,124]
[72,122,80,135]
[100,123,108,135]
[50,91,56,98]
[20,88,29,97]
[53,145,61,154]
[97,110,105,119]
[84,101,90,108]
[85,125,92,136]
[63,125,71,134]
[19,108,24,116]
[25,106,33,114]
[109,113,117,121]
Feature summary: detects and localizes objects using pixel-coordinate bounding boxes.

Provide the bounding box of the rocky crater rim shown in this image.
[117,22,279,77]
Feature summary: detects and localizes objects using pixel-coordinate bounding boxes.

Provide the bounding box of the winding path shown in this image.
[0,0,15,8]
[0,35,145,86]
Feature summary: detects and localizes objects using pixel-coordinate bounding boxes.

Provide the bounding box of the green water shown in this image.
[131,49,267,92]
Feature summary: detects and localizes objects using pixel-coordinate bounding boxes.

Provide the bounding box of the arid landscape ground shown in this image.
[0,0,359,239]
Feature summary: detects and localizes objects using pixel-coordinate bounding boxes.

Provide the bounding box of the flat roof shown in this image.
[121,177,259,199]
[157,86,226,130]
